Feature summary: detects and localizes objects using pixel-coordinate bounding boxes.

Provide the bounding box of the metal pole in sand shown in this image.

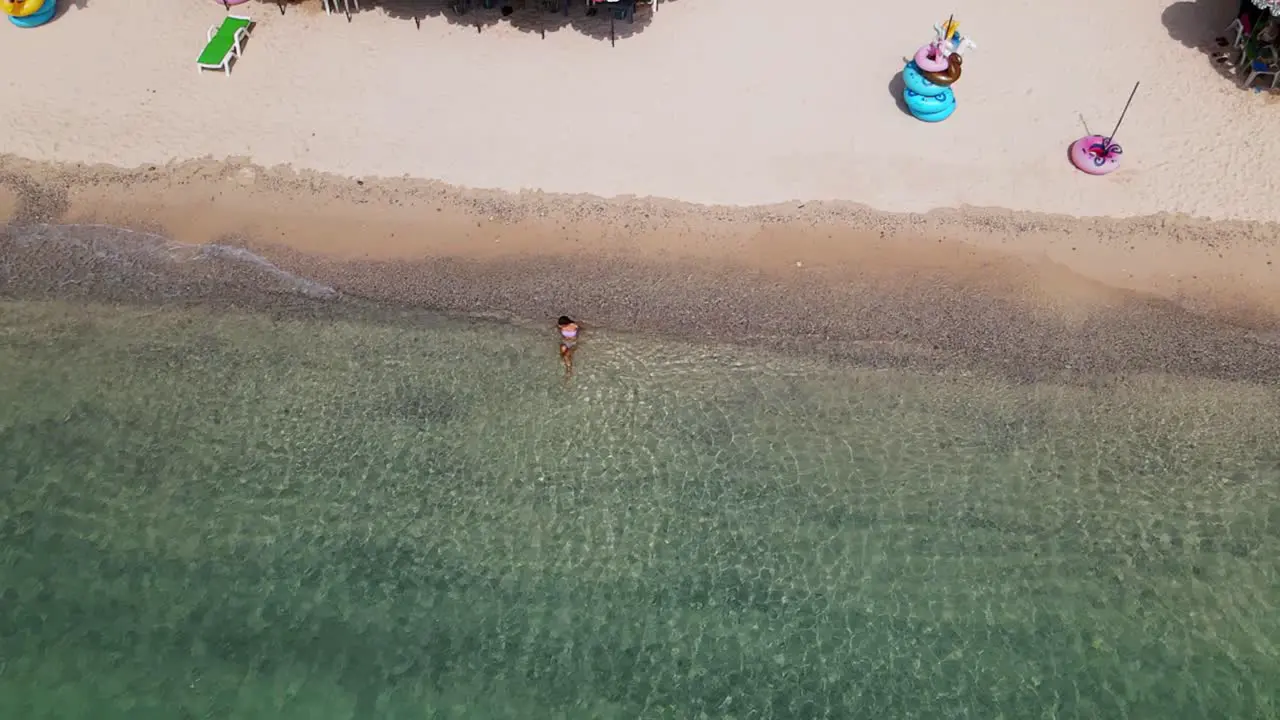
[1104,82,1140,147]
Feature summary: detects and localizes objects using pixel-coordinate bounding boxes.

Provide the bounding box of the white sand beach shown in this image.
[2,0,1276,221]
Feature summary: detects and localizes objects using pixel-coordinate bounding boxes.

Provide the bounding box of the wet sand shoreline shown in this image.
[2,154,1279,384]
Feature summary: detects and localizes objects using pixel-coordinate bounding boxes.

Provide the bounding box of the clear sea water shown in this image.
[2,295,1279,719]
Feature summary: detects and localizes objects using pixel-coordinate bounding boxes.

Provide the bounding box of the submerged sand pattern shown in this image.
[2,299,1279,717]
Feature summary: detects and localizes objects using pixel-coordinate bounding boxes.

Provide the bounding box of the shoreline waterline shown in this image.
[2,153,1279,319]
[2,160,1279,715]
[3,190,1279,717]
[4,215,1280,386]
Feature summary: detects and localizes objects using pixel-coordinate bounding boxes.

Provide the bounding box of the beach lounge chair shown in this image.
[197,15,252,76]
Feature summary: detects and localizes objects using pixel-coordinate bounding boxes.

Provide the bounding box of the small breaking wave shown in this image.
[192,243,338,300]
[0,222,338,302]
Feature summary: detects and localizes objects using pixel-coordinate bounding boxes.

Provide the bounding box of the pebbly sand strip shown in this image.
[2,155,1278,384]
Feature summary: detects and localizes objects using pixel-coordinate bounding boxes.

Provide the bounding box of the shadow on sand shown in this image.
[283,0,666,42]
[887,69,910,116]
[36,0,91,22]
[1162,0,1279,92]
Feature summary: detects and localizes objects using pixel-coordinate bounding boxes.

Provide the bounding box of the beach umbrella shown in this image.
[1251,0,1280,16]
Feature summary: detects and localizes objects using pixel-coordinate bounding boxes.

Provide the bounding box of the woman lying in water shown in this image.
[557,315,580,377]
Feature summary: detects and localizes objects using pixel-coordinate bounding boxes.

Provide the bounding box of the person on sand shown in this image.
[557,315,580,376]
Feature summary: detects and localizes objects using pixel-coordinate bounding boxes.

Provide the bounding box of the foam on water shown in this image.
[1,298,1278,718]
[2,223,338,300]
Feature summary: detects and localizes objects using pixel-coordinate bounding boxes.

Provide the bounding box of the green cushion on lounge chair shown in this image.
[197,15,252,70]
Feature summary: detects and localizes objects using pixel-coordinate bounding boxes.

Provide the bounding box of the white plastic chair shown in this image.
[322,0,359,15]
[1244,58,1280,89]
[1235,38,1277,71]
[1226,18,1246,48]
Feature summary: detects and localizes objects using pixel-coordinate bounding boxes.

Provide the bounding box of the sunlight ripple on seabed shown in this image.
[0,299,1278,719]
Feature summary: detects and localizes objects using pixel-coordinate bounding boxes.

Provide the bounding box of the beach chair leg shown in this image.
[1227,18,1245,47]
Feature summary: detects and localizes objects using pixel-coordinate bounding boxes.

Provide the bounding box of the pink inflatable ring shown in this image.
[913,44,949,73]
[1070,135,1122,176]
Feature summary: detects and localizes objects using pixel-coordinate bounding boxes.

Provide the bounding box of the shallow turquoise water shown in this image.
[1,299,1278,719]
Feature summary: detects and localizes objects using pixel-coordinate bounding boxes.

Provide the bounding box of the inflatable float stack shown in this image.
[901,22,972,123]
[902,46,959,122]
[4,0,56,27]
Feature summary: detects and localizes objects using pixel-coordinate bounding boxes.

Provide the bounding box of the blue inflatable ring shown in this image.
[9,0,55,27]
[902,61,956,123]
